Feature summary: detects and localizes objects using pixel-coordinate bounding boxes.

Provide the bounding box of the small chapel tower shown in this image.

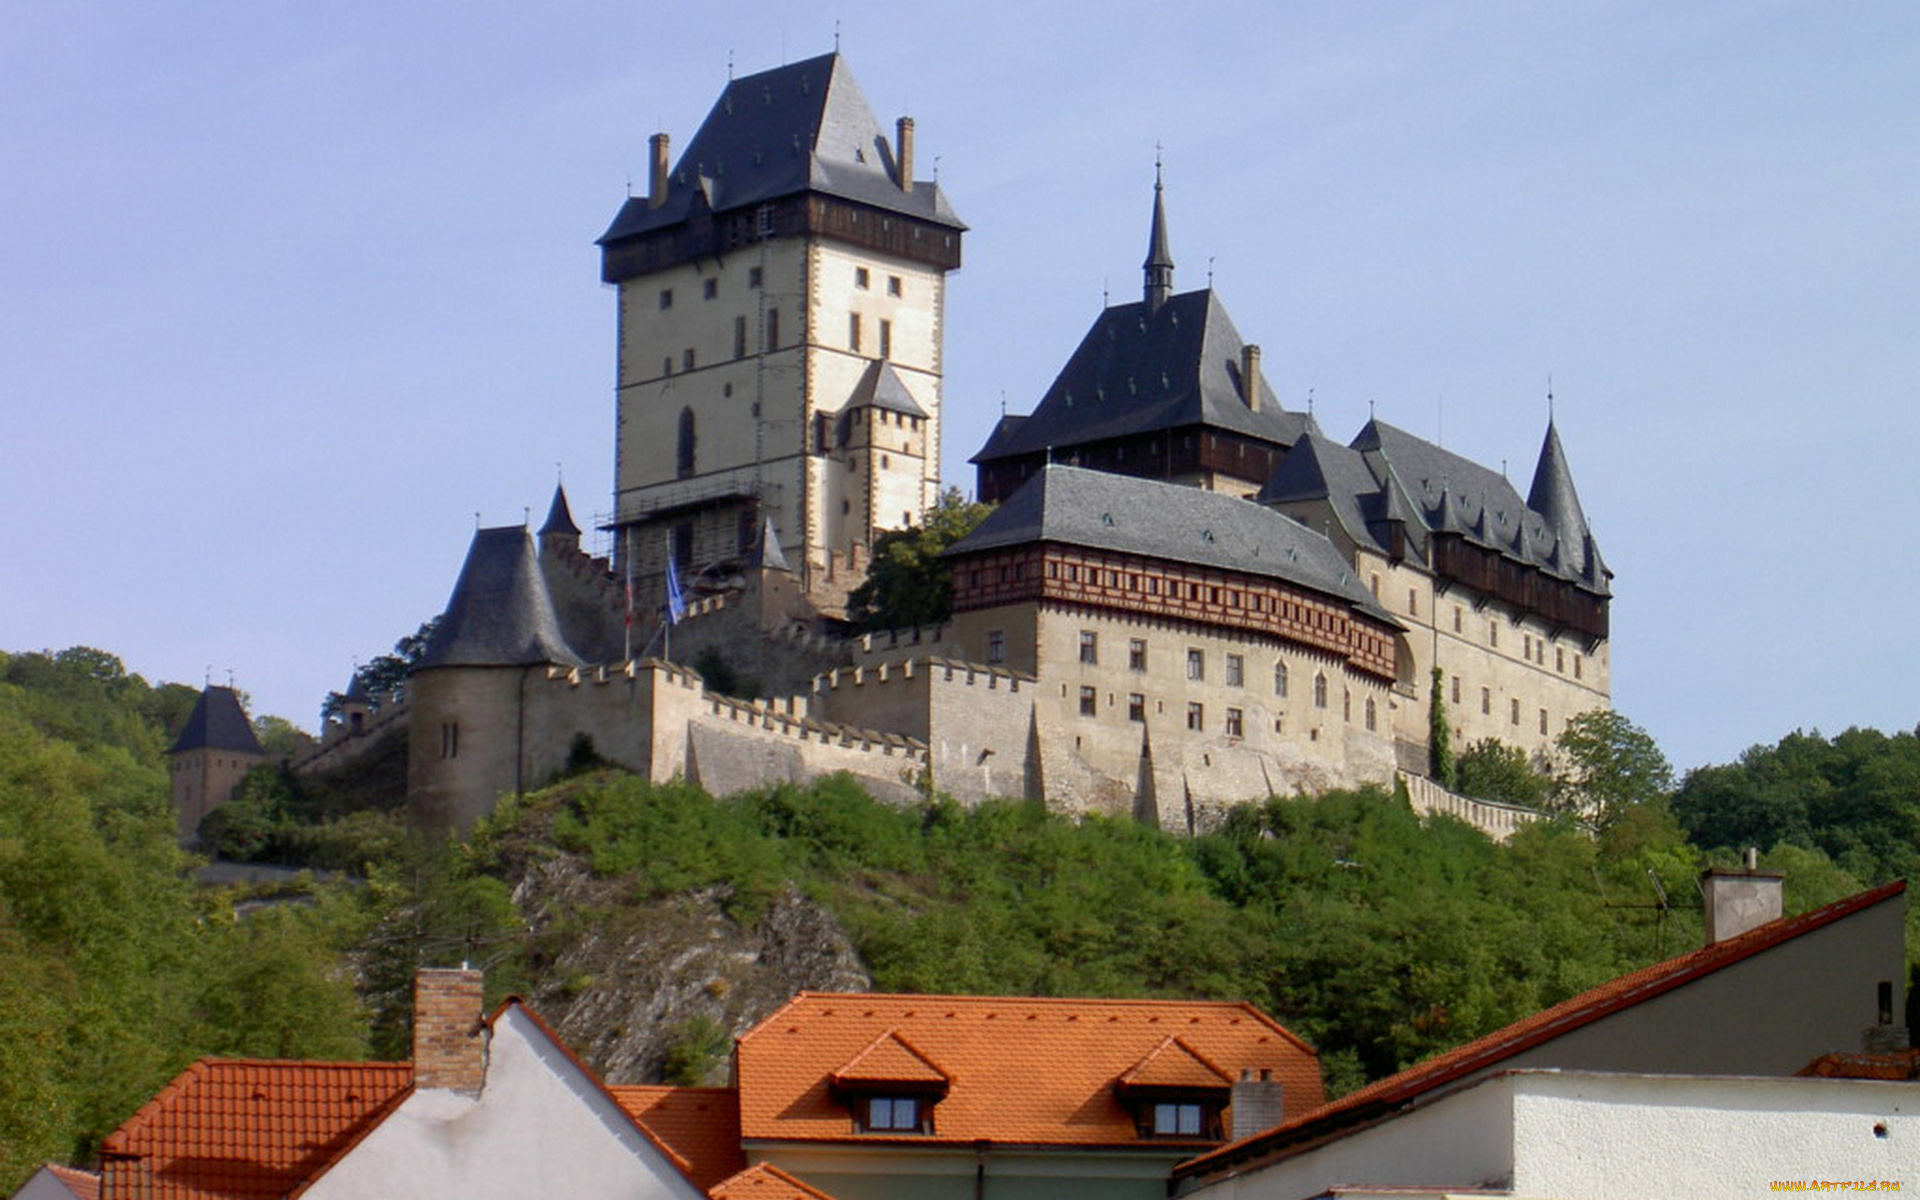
[168,683,266,843]
[596,53,965,614]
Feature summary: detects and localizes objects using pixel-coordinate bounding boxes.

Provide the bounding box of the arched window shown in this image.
[676,408,697,478]
[1312,673,1327,709]
[1364,697,1377,731]
[1274,661,1289,698]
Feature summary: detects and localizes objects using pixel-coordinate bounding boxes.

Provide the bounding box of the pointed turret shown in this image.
[418,527,583,669]
[539,483,581,538]
[1143,163,1174,313]
[171,685,265,756]
[1526,419,1597,579]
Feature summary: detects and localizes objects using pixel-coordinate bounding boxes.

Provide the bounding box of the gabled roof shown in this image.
[970,290,1314,464]
[1116,1037,1234,1091]
[735,992,1321,1148]
[610,1086,746,1192]
[169,685,265,755]
[98,1060,412,1200]
[417,527,584,669]
[829,1030,951,1088]
[598,53,963,247]
[846,360,927,418]
[1175,879,1908,1182]
[947,466,1396,625]
[710,1163,841,1200]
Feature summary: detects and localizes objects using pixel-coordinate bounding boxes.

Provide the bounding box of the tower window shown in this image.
[849,313,863,353]
[703,278,718,300]
[659,288,673,309]
[1313,673,1328,709]
[1128,693,1145,722]
[1539,708,1549,734]
[1225,708,1244,738]
[1079,631,1098,665]
[855,266,870,289]
[1481,687,1491,715]
[1511,698,1521,725]
[1079,686,1097,717]
[1274,661,1288,697]
[1365,697,1377,731]
[879,319,892,359]
[677,408,696,478]
[765,308,780,350]
[887,275,902,297]
[734,316,748,359]
[1451,676,1461,704]
[1186,649,1204,681]
[1225,654,1244,688]
[682,347,696,370]
[1129,639,1147,672]
[1186,703,1204,731]
[748,266,763,288]
[986,631,1005,663]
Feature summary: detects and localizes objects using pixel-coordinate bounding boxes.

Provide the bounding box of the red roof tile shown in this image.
[98,1060,411,1200]
[1117,1037,1233,1091]
[736,993,1321,1149]
[1177,879,1909,1182]
[710,1163,841,1200]
[609,1085,747,1192]
[829,1031,950,1088]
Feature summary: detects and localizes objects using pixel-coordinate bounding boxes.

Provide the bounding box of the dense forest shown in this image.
[1,644,1914,1193]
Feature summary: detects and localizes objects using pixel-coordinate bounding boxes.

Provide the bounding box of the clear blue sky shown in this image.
[4,1,1915,775]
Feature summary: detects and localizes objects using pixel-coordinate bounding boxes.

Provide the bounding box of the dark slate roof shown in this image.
[419,527,585,669]
[539,483,581,537]
[1526,419,1601,580]
[757,517,792,573]
[170,686,265,755]
[847,360,927,417]
[968,289,1316,463]
[1272,419,1609,596]
[947,465,1395,624]
[598,53,963,246]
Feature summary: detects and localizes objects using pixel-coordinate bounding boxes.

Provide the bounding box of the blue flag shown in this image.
[665,550,686,625]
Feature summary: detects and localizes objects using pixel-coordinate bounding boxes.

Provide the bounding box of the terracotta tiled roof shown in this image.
[98,1060,411,1200]
[1117,1037,1233,1091]
[44,1164,101,1200]
[829,1030,950,1087]
[736,993,1321,1148]
[1798,1048,1920,1080]
[1176,879,1909,1182]
[710,1163,841,1200]
[610,1085,747,1191]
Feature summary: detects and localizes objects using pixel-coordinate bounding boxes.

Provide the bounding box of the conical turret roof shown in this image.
[539,483,581,537]
[1526,420,1599,580]
[170,685,265,756]
[418,527,584,669]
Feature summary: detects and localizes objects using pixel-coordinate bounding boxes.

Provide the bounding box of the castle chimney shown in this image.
[895,117,915,193]
[1701,853,1784,945]
[1241,344,1262,410]
[649,133,670,209]
[413,968,488,1093]
[1230,1067,1285,1141]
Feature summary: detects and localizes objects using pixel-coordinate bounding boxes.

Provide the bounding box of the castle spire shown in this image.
[1526,418,1596,578]
[1142,155,1174,313]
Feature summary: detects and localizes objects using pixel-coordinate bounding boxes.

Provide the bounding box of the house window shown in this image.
[1079,631,1098,665]
[1313,673,1327,709]
[748,266,763,288]
[659,288,673,309]
[1225,654,1244,687]
[1274,661,1289,697]
[1186,703,1204,731]
[1128,693,1145,722]
[734,316,748,359]
[703,277,718,300]
[879,319,892,359]
[862,1096,924,1132]
[1153,1102,1205,1136]
[849,313,863,352]
[1225,708,1244,738]
[986,631,1005,664]
[1128,638,1147,672]
[855,266,871,289]
[1079,686,1097,717]
[1186,649,1204,681]
[887,275,902,296]
[1365,697,1377,731]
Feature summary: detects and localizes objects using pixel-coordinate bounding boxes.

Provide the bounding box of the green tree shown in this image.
[1455,738,1552,807]
[846,490,993,631]
[1551,710,1673,830]
[1428,667,1456,788]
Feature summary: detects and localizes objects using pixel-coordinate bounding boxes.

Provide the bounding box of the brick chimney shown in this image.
[1229,1068,1284,1141]
[649,133,670,209]
[895,117,914,193]
[1240,344,1262,410]
[1701,851,1784,945]
[413,968,488,1093]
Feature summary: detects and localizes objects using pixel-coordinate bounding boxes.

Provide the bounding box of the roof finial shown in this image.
[1547,373,1555,422]
[1307,387,1315,416]
[1207,255,1215,288]
[1102,276,1109,307]
[727,50,734,80]
[834,19,841,52]
[1369,397,1376,418]
[1143,151,1174,313]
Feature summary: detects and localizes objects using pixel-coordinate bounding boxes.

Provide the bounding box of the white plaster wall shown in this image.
[303,1008,705,1200]
[1509,1072,1920,1199]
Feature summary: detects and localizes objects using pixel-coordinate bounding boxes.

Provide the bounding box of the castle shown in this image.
[273,51,1611,836]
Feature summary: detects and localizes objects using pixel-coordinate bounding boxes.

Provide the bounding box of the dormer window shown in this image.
[1150,1100,1217,1138]
[1114,1035,1233,1142]
[829,1028,952,1136]
[861,1095,927,1132]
